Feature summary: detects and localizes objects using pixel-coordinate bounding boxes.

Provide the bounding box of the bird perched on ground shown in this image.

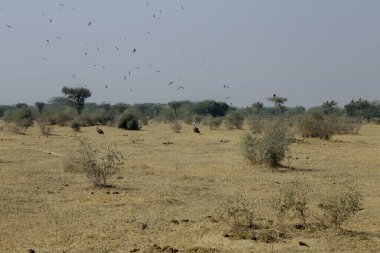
[299,241,310,247]
[96,126,104,134]
[192,123,200,134]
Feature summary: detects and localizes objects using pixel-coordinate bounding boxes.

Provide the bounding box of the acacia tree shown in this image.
[268,94,288,115]
[34,101,46,114]
[62,86,91,115]
[322,100,338,115]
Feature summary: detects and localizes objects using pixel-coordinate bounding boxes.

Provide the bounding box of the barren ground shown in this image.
[0,122,379,253]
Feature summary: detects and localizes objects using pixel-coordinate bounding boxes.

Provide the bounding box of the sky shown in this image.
[0,0,379,108]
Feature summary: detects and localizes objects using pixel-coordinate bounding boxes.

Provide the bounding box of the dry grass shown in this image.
[0,122,379,252]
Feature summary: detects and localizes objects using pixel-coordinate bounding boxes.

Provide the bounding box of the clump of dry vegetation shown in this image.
[36,118,53,136]
[63,136,125,187]
[170,121,182,133]
[70,121,81,132]
[241,122,291,167]
[207,117,223,130]
[225,111,244,129]
[4,108,34,134]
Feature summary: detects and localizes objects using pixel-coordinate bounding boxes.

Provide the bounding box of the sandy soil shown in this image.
[0,122,379,253]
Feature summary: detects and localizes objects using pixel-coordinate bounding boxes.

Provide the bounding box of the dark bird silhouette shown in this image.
[49,18,52,23]
[59,4,64,6]
[46,39,50,43]
[299,241,310,247]
[133,48,136,53]
[97,47,100,51]
[153,14,156,18]
[42,57,48,61]
[28,249,36,253]
[106,85,108,89]
[225,97,231,100]
[128,71,131,75]
[124,75,127,80]
[115,46,120,50]
[5,24,14,28]
[192,123,200,134]
[168,81,174,85]
[84,52,88,56]
[273,94,276,97]
[146,2,149,6]
[72,74,76,79]
[88,21,92,26]
[177,86,184,91]
[181,5,185,10]
[96,126,104,134]
[223,85,230,88]
[156,70,160,72]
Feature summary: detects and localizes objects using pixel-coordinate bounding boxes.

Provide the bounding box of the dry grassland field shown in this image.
[0,122,379,253]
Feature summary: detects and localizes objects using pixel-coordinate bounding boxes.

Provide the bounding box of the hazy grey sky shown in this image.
[1,0,379,107]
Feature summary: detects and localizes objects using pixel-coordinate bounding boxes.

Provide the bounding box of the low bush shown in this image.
[241,122,290,167]
[117,111,141,130]
[170,121,182,133]
[297,112,335,140]
[4,108,34,134]
[225,111,244,129]
[36,118,53,136]
[248,116,264,134]
[318,186,364,228]
[208,117,223,130]
[63,136,124,186]
[55,112,72,126]
[70,121,81,132]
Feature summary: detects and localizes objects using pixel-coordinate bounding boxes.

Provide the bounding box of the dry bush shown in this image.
[5,122,27,134]
[4,108,34,134]
[248,116,264,134]
[333,117,361,135]
[70,121,81,132]
[55,112,72,126]
[117,111,141,130]
[318,186,364,228]
[208,117,223,130]
[297,112,335,140]
[63,136,125,186]
[225,111,244,129]
[241,122,291,167]
[170,121,182,133]
[37,118,53,137]
[271,181,311,228]
[371,117,380,125]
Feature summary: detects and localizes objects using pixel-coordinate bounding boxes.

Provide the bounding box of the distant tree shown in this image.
[344,98,374,122]
[112,103,130,114]
[252,102,264,115]
[34,101,46,114]
[193,100,229,117]
[267,94,288,115]
[15,103,28,109]
[99,102,111,113]
[61,86,92,115]
[48,96,68,105]
[168,101,183,118]
[322,100,338,115]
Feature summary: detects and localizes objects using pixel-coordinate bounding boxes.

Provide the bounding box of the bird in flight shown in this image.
[106,85,108,89]
[225,97,231,100]
[177,86,184,91]
[133,48,136,53]
[46,40,50,43]
[49,18,52,23]
[84,52,88,56]
[5,24,14,28]
[72,74,76,79]
[124,75,127,80]
[115,46,120,50]
[128,71,131,75]
[88,21,92,26]
[153,14,156,18]
[223,85,230,88]
[168,81,174,86]
[41,11,45,16]
[156,70,160,72]
[59,4,64,7]
[42,57,48,61]
[181,5,185,10]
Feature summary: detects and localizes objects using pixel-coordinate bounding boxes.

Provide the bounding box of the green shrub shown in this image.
[225,111,244,129]
[241,122,290,167]
[117,111,141,130]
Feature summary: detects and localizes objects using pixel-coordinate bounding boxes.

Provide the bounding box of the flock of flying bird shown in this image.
[3,2,233,102]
